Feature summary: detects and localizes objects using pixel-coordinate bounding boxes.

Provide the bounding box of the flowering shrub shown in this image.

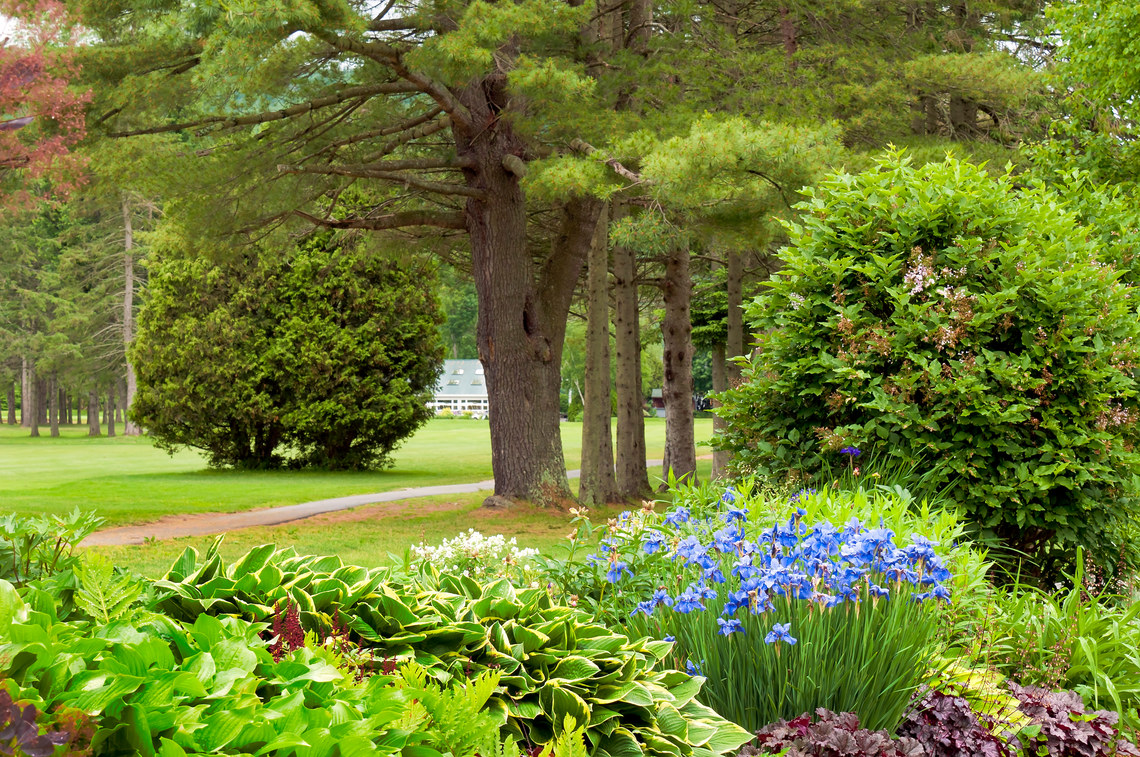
[411,528,539,582]
[715,154,1140,576]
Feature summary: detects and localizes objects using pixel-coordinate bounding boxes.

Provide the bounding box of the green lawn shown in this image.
[1,418,713,527]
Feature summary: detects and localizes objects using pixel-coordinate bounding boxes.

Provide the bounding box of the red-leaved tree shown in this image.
[0,0,88,207]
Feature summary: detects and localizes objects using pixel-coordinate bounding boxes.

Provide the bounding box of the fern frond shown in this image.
[74,554,144,624]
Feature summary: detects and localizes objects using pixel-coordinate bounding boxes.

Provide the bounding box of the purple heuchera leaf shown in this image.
[738,709,927,757]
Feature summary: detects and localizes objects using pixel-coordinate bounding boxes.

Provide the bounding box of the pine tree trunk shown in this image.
[726,248,744,384]
[579,202,618,505]
[26,361,38,437]
[123,197,141,435]
[711,344,729,479]
[455,87,602,503]
[5,382,14,425]
[88,390,100,436]
[107,390,116,437]
[20,358,28,428]
[611,203,650,498]
[37,377,47,425]
[661,245,696,484]
[49,372,59,437]
[59,386,67,426]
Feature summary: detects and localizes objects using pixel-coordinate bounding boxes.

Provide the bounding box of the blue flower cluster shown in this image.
[628,498,952,646]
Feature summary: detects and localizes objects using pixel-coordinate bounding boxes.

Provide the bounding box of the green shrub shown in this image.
[132,231,444,470]
[715,154,1140,576]
[0,508,102,586]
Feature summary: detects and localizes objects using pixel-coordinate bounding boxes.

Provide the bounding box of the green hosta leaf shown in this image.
[0,579,26,634]
[548,656,601,683]
[600,728,643,757]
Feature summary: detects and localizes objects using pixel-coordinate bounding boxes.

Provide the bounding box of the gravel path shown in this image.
[80,459,692,546]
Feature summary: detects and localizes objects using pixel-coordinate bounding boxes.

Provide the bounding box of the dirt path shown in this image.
[81,457,709,546]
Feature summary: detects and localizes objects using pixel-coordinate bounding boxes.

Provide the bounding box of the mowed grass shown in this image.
[90,464,712,578]
[1,418,713,527]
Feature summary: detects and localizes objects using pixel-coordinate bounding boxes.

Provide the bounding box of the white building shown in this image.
[428,359,489,416]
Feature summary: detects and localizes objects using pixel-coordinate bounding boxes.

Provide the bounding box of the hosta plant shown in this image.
[146,542,753,757]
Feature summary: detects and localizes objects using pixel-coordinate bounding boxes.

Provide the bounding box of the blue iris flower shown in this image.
[643,532,665,555]
[721,488,738,504]
[721,505,748,523]
[717,617,744,636]
[685,659,705,676]
[674,588,704,614]
[664,635,675,642]
[789,488,816,505]
[651,588,674,607]
[606,561,630,583]
[764,622,797,645]
[839,446,862,457]
[676,535,706,564]
[630,600,655,617]
[664,506,691,527]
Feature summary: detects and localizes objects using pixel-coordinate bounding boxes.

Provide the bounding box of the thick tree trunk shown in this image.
[49,372,59,437]
[88,390,100,436]
[579,202,618,505]
[5,382,14,425]
[711,344,729,479]
[661,245,696,484]
[107,390,116,437]
[612,203,650,498]
[123,198,141,435]
[455,84,602,503]
[26,361,38,437]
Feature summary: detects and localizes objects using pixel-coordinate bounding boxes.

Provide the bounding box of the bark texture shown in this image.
[26,362,38,437]
[579,201,617,505]
[5,382,14,425]
[612,206,650,498]
[660,245,696,483]
[88,390,100,436]
[124,200,141,435]
[711,344,728,479]
[456,78,602,503]
[107,390,116,437]
[49,373,59,437]
[726,248,744,383]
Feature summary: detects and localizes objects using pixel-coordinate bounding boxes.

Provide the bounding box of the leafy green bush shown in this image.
[132,231,444,469]
[0,508,102,585]
[146,541,752,757]
[715,155,1140,575]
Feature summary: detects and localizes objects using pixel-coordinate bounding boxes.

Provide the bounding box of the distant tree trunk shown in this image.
[60,386,68,426]
[27,361,38,437]
[49,372,59,437]
[37,377,47,425]
[711,344,729,479]
[726,248,744,383]
[20,358,28,428]
[661,245,696,485]
[580,202,618,505]
[88,390,100,436]
[117,377,127,425]
[106,389,116,437]
[6,382,14,425]
[611,202,650,498]
[123,198,141,435]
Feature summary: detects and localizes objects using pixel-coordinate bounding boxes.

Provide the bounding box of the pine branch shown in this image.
[278,163,483,197]
[293,209,467,230]
[107,83,419,137]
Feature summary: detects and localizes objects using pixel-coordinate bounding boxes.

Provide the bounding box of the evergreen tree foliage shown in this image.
[715,155,1140,576]
[131,232,444,469]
